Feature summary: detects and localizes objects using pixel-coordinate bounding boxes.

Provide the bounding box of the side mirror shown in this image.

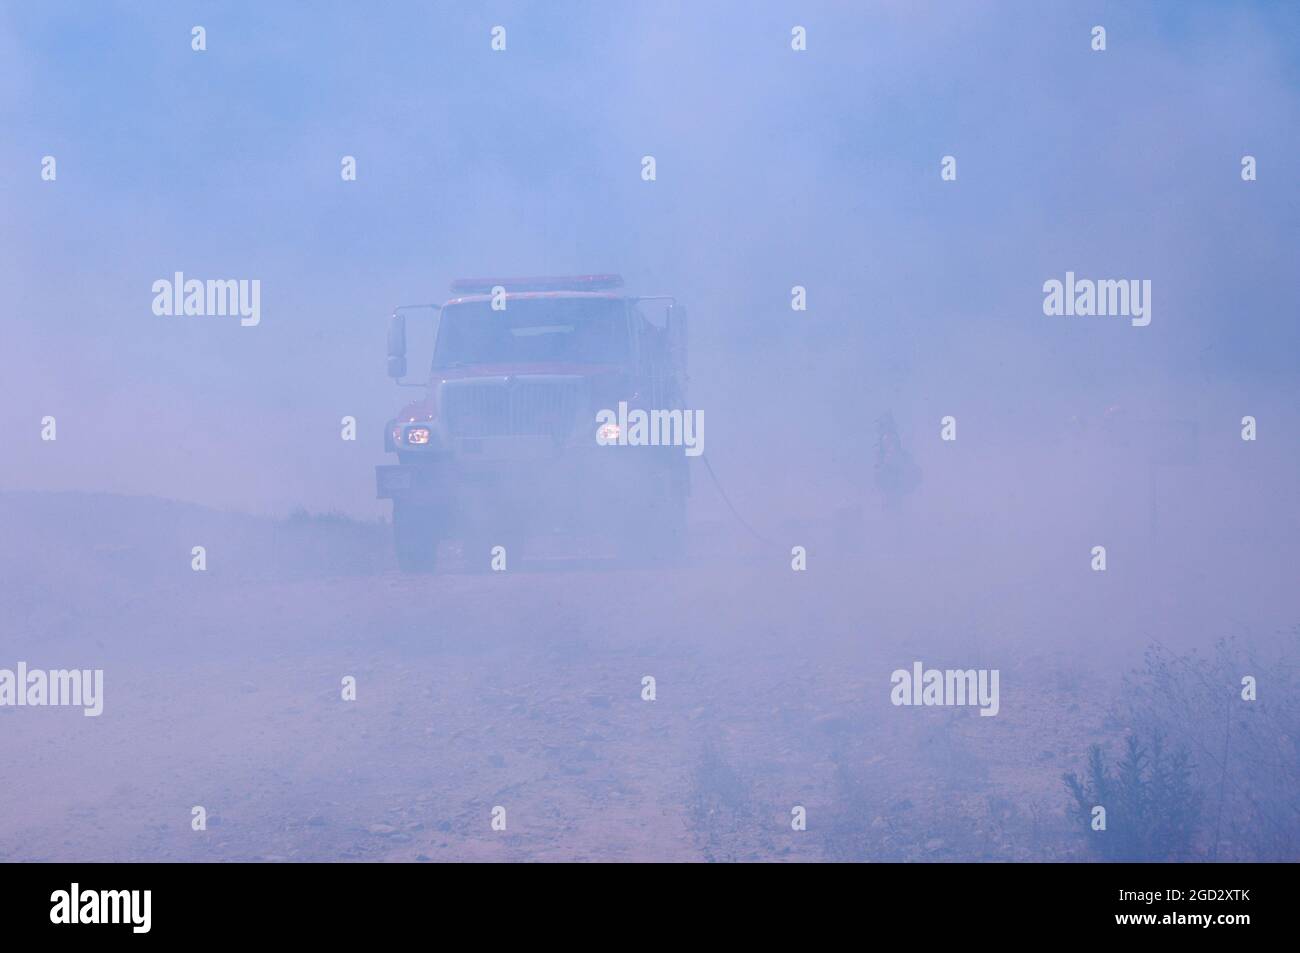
[386,313,407,379]
[666,303,688,372]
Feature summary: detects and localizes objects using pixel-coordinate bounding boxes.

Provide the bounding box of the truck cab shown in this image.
[376,275,689,571]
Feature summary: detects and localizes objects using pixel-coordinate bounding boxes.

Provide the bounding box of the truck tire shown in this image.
[460,532,523,573]
[619,485,686,566]
[393,500,439,572]
[648,491,687,564]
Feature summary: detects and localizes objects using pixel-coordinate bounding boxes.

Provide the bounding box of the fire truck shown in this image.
[376,275,690,571]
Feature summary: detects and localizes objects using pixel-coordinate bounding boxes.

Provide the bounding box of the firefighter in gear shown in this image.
[874,412,921,510]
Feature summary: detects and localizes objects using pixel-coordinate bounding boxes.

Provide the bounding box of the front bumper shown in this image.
[377,440,690,539]
[376,463,437,499]
[377,444,681,500]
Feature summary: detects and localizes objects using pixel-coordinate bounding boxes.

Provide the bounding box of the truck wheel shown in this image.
[460,533,522,573]
[393,500,439,572]
[649,493,687,564]
[620,489,686,566]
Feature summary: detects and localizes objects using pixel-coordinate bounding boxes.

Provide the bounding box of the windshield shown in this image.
[432,298,628,369]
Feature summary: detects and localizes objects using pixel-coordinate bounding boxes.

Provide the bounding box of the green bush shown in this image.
[1063,731,1202,861]
[1117,632,1300,861]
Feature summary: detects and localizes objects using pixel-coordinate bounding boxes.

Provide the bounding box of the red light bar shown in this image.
[449,274,624,294]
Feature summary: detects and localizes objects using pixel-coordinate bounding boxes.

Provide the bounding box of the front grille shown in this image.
[441,378,584,440]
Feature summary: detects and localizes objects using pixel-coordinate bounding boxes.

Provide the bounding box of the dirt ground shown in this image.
[0,490,1291,862]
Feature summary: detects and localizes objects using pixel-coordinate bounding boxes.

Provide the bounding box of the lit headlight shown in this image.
[406,427,432,445]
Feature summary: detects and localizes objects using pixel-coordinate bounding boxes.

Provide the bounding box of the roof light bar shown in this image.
[449,275,624,294]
